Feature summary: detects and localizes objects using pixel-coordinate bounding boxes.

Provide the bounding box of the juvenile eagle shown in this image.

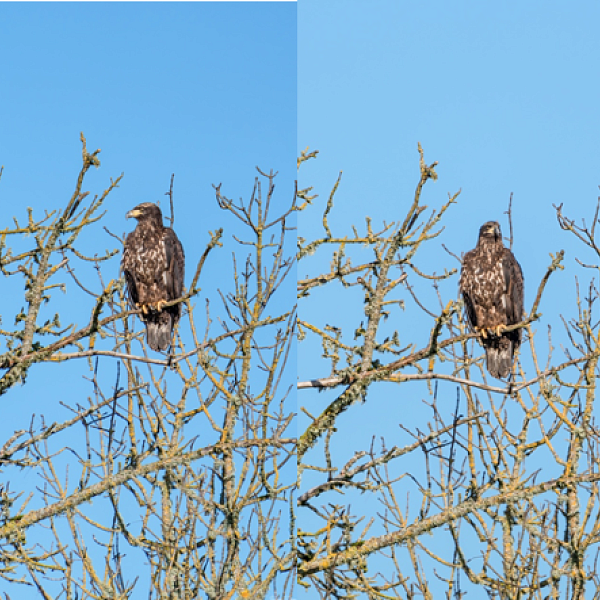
[122,202,185,351]
[459,221,524,379]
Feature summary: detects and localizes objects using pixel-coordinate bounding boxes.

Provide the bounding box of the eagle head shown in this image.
[126,202,163,223]
[477,221,501,245]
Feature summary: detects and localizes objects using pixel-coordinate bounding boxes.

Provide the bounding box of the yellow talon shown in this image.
[156,300,167,311]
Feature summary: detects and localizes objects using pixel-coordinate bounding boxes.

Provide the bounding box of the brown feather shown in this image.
[459,221,524,379]
[122,203,185,351]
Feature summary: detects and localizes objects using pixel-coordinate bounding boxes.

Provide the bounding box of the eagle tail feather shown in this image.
[484,337,513,380]
[485,346,500,379]
[496,344,513,380]
[145,312,174,352]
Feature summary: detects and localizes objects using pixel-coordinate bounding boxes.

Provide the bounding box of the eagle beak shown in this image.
[126,209,142,219]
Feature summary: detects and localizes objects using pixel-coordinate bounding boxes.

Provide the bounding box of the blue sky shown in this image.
[298,1,600,595]
[0,3,296,598]
[1,1,296,419]
[4,0,600,596]
[1,0,296,321]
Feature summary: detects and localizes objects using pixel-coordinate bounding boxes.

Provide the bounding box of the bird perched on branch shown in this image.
[459,221,524,379]
[122,202,185,351]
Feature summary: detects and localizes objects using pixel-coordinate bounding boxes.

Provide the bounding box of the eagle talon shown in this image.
[156,300,167,312]
[135,303,150,315]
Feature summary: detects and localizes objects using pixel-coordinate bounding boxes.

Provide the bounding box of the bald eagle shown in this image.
[122,203,185,351]
[459,221,524,379]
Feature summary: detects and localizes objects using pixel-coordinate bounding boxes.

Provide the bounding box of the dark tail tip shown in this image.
[485,345,512,379]
[145,317,173,352]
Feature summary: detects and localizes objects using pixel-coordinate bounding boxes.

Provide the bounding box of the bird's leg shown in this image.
[155,300,167,312]
[476,326,488,339]
[494,324,506,337]
[137,303,150,315]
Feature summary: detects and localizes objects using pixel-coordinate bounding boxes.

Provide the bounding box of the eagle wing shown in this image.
[459,249,478,329]
[122,231,140,309]
[502,248,524,328]
[163,227,185,314]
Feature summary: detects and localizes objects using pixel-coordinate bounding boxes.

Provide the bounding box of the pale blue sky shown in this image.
[299,1,600,440]
[299,2,600,595]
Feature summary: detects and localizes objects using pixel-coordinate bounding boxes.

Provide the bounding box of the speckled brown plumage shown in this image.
[122,203,185,351]
[459,221,524,379]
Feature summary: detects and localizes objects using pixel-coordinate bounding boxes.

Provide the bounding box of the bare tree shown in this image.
[297,145,600,599]
[0,135,296,599]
